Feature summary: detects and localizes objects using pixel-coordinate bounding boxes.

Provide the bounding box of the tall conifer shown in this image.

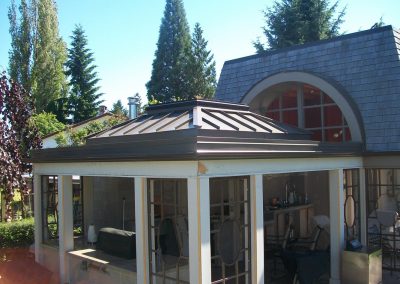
[254,0,345,52]
[146,0,192,103]
[187,23,216,99]
[65,25,103,123]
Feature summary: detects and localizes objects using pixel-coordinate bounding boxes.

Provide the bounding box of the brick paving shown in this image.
[0,248,59,284]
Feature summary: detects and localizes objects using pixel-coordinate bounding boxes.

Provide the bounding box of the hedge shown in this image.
[0,218,34,248]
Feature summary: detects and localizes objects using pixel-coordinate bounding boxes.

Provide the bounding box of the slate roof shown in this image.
[31,100,362,163]
[215,26,400,152]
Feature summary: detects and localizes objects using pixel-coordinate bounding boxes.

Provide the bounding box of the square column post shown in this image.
[359,168,368,246]
[187,177,211,284]
[135,177,150,284]
[33,174,42,263]
[58,175,73,283]
[329,169,345,284]
[250,175,264,284]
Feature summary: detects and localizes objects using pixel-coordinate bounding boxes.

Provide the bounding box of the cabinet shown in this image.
[264,204,314,240]
[342,248,382,284]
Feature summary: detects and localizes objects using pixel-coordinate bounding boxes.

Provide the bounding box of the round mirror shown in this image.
[344,196,355,228]
[218,219,242,266]
[158,218,180,265]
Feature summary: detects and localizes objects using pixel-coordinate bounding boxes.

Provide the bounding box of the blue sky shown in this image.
[0,0,399,109]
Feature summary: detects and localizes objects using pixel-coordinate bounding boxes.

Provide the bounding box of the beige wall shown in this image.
[84,177,135,236]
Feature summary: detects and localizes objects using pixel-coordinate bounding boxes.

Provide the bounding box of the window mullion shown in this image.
[297,83,304,128]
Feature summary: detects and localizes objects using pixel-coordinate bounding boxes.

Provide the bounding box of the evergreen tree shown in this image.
[111,99,128,117]
[146,0,192,103]
[187,23,216,99]
[8,0,32,93]
[254,0,346,52]
[31,0,68,113]
[65,25,103,123]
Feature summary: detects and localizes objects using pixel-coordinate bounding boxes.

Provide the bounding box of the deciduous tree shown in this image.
[31,0,68,113]
[8,0,68,119]
[0,73,42,221]
[8,0,32,93]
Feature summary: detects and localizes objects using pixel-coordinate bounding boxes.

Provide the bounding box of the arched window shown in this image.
[264,82,351,142]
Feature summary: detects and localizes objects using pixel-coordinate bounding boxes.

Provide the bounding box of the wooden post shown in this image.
[135,177,149,283]
[188,177,211,284]
[329,169,345,284]
[58,175,73,283]
[33,174,42,263]
[250,174,264,284]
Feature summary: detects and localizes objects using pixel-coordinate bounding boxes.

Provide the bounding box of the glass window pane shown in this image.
[304,107,321,128]
[324,105,342,127]
[267,98,280,110]
[282,87,297,108]
[303,84,321,106]
[282,110,298,126]
[325,128,343,142]
[345,128,352,141]
[310,130,322,141]
[266,111,279,121]
[323,93,334,104]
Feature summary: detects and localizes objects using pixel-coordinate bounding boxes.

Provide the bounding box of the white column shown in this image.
[33,174,42,263]
[250,175,264,284]
[58,175,74,284]
[359,169,367,246]
[188,177,211,284]
[135,177,150,284]
[329,169,345,284]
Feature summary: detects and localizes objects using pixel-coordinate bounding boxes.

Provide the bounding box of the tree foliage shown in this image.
[65,25,103,123]
[111,99,128,117]
[146,0,192,103]
[254,0,346,52]
[8,0,68,118]
[8,0,32,93]
[187,23,216,99]
[29,112,65,138]
[55,115,126,147]
[0,73,42,221]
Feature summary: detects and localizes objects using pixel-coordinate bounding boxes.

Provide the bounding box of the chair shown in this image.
[376,209,399,273]
[282,215,330,283]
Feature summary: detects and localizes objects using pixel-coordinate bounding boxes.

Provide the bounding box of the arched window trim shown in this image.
[241,72,364,143]
[265,83,350,142]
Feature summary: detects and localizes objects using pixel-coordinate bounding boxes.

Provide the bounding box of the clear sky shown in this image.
[0,0,399,109]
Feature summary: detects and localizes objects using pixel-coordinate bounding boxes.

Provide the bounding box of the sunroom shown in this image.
[31,99,364,284]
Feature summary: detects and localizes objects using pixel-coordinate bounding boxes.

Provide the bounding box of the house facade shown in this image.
[31,25,400,284]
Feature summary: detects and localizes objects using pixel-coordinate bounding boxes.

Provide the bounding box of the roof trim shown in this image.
[223,25,394,65]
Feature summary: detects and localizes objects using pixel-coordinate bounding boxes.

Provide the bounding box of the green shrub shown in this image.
[0,218,34,248]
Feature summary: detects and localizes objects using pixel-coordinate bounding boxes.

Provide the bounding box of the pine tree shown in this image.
[187,23,216,99]
[31,0,68,113]
[111,99,128,117]
[65,25,103,123]
[254,0,346,52]
[146,0,192,103]
[8,0,32,93]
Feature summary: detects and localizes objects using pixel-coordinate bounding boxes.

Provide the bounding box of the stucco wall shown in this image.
[216,26,400,152]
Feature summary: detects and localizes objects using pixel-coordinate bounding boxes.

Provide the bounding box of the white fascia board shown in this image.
[198,156,363,177]
[33,160,199,178]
